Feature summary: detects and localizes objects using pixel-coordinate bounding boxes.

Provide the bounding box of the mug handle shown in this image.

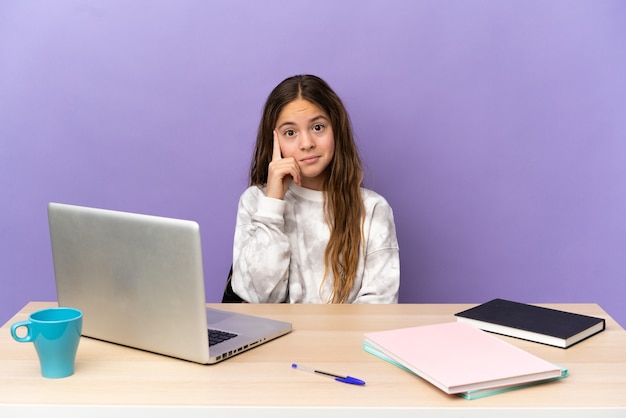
[10,320,34,343]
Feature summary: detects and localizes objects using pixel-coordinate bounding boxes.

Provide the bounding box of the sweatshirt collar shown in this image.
[288,182,324,202]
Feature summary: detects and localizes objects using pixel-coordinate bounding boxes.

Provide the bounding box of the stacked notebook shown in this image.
[454,298,605,348]
[363,321,568,400]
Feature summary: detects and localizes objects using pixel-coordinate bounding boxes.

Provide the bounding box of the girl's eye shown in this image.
[284,129,296,137]
[313,124,324,132]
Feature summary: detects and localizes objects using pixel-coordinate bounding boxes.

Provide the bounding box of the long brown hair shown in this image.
[249,75,364,303]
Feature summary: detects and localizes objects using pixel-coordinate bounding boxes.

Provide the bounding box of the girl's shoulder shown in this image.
[241,184,264,194]
[360,187,392,206]
[239,184,266,198]
[360,188,397,224]
[238,185,267,207]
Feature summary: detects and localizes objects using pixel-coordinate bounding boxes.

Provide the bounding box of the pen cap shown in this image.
[336,376,366,385]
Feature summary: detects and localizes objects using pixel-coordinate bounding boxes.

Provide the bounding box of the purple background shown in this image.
[1,1,625,327]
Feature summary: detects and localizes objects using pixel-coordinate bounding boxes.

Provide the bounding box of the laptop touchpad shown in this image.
[206,308,237,324]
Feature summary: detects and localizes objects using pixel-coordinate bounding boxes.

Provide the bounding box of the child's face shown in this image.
[274,99,335,190]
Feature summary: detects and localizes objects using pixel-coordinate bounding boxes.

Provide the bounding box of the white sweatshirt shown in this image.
[231,183,400,303]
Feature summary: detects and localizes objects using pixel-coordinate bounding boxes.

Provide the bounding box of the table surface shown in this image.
[2,302,625,417]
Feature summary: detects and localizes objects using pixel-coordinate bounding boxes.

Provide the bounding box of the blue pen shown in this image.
[291,363,366,385]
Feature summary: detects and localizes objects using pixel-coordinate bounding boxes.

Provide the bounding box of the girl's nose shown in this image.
[299,133,315,150]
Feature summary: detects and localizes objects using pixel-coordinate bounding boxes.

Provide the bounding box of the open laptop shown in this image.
[47,202,292,364]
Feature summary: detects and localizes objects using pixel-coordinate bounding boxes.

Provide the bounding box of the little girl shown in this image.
[230,75,399,303]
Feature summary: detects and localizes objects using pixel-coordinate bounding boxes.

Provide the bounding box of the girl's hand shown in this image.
[266,130,301,199]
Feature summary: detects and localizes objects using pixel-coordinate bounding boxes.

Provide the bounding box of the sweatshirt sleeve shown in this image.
[353,195,400,304]
[231,186,291,303]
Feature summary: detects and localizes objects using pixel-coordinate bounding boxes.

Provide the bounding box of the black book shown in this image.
[455,298,606,348]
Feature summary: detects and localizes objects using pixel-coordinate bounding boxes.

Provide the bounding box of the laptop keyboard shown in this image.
[208,329,238,346]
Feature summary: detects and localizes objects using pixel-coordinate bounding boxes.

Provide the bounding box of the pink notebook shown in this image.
[364,322,563,394]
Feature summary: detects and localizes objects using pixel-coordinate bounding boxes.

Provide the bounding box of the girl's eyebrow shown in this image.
[310,115,329,124]
[276,121,296,130]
